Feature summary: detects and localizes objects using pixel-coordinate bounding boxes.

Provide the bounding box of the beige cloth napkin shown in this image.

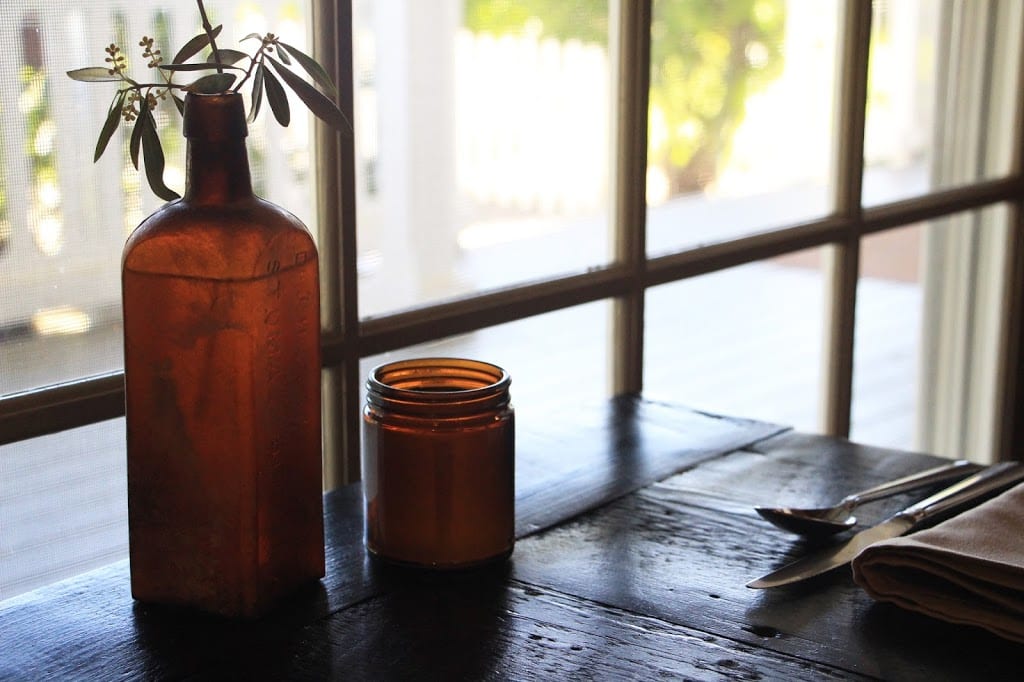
[851,481,1024,643]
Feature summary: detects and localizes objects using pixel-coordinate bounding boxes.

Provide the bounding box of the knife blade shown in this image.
[746,461,1024,589]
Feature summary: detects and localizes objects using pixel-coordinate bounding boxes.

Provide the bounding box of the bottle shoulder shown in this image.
[126,197,312,237]
[123,198,318,279]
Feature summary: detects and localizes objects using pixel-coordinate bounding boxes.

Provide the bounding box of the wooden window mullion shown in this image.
[610,0,652,396]
[820,0,872,437]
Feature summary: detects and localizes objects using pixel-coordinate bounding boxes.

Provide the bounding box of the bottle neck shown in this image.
[181,92,253,204]
[184,138,253,203]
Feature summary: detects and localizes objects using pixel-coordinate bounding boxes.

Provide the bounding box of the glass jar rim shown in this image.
[366,357,510,413]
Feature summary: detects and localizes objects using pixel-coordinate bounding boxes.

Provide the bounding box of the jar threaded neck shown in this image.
[366,358,511,416]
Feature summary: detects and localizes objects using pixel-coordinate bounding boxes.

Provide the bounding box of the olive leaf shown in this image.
[208,48,249,65]
[172,93,186,116]
[248,63,265,123]
[186,72,238,93]
[172,24,223,64]
[241,32,262,42]
[129,110,145,170]
[139,108,181,201]
[262,65,290,127]
[67,67,123,82]
[266,56,349,131]
[94,90,127,162]
[278,41,337,96]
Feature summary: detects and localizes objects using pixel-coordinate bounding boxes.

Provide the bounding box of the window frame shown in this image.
[3,0,1024,474]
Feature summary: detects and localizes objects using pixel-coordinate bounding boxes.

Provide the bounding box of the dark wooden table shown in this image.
[3,396,1022,680]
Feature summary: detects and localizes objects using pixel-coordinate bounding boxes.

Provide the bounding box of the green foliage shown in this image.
[649,0,785,191]
[20,63,63,252]
[463,0,786,193]
[67,0,350,200]
[464,0,608,45]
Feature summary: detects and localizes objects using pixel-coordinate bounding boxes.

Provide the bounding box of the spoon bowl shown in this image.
[755,459,981,538]
[754,503,859,537]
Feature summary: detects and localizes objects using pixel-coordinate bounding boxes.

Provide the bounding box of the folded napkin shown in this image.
[851,481,1024,643]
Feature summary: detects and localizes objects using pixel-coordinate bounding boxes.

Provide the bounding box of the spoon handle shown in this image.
[845,459,983,506]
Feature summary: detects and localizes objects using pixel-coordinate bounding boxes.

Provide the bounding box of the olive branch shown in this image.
[67,0,349,201]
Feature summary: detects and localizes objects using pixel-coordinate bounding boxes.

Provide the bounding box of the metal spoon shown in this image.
[754,459,982,538]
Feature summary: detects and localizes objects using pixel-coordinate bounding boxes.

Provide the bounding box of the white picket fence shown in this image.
[454,29,609,215]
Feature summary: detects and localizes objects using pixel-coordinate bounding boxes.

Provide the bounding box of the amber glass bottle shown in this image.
[121,93,324,617]
[363,358,515,569]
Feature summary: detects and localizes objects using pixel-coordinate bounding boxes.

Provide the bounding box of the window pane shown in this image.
[863,0,1022,206]
[853,206,1010,462]
[360,302,611,420]
[0,0,317,397]
[0,418,126,600]
[850,225,922,450]
[644,251,825,432]
[646,0,840,256]
[353,1,612,318]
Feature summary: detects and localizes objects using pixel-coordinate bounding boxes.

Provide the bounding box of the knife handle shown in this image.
[899,461,1024,528]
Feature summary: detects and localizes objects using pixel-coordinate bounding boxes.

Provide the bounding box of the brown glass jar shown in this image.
[362,358,515,568]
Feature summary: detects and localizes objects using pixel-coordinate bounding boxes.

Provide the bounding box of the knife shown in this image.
[746,461,1024,589]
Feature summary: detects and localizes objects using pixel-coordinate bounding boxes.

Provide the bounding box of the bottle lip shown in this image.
[366,357,511,413]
